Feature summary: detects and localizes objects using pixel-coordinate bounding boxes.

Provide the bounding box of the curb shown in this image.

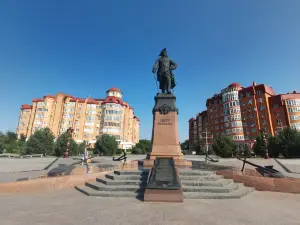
[273,158,292,173]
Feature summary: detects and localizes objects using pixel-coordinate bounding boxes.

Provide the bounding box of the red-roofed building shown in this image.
[17,88,140,149]
[188,81,300,147]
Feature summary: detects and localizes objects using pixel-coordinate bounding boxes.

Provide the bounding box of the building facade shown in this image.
[17,88,140,149]
[189,82,300,145]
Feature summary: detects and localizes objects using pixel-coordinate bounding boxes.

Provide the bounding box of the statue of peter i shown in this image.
[152,48,178,94]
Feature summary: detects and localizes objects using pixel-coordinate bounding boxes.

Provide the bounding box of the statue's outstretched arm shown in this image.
[152,59,159,73]
[170,60,177,70]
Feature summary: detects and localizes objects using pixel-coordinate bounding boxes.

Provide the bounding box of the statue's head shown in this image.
[159,48,168,57]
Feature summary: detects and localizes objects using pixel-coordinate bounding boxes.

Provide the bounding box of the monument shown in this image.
[143,48,192,168]
[144,48,191,203]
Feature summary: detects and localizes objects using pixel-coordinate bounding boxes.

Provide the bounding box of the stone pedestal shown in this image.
[143,94,191,168]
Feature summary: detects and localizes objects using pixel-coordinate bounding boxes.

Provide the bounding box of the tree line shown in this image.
[0,128,151,157]
[182,127,300,158]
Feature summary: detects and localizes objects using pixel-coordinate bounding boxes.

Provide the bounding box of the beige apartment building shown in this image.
[17,87,140,149]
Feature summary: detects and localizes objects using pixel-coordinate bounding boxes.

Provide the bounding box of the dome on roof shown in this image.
[107,87,121,93]
[228,83,241,89]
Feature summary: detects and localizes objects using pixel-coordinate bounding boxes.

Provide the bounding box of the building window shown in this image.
[276,119,281,125]
[290,115,300,121]
[250,114,254,118]
[275,112,280,116]
[288,107,300,113]
[249,121,255,127]
[251,127,256,133]
[246,92,251,97]
[273,104,279,108]
[286,100,300,106]
[257,90,263,95]
[248,99,253,104]
[258,98,263,103]
[259,105,265,111]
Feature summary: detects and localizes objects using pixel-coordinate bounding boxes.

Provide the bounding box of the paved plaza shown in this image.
[0,156,299,224]
[0,155,299,182]
[0,189,300,225]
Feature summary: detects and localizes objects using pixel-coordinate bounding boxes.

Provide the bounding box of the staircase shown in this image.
[75,169,254,200]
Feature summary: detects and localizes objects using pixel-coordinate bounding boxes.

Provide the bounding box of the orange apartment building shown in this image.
[189,82,300,147]
[17,87,140,150]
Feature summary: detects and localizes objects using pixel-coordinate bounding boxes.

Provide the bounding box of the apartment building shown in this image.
[189,82,300,145]
[17,87,140,149]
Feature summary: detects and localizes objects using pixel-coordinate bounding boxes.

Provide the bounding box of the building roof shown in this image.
[188,117,196,122]
[206,93,222,106]
[86,98,99,104]
[43,95,55,98]
[228,82,242,89]
[21,104,32,109]
[32,98,44,102]
[269,92,300,106]
[239,83,276,96]
[101,96,124,106]
[107,87,121,93]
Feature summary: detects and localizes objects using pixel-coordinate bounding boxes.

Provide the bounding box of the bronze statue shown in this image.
[152,48,177,94]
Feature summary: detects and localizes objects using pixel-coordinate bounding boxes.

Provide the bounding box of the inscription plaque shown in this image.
[158,118,172,125]
[147,158,180,190]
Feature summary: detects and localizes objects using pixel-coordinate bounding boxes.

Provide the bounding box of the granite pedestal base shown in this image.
[144,189,184,203]
[144,93,191,168]
[144,158,184,203]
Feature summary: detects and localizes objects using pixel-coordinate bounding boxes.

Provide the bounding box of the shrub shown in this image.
[54,132,78,157]
[131,147,143,155]
[24,128,55,155]
[94,134,118,156]
[212,136,236,158]
[116,148,123,155]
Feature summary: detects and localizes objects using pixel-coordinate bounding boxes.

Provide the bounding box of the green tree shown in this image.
[277,127,300,158]
[54,132,78,157]
[135,139,151,154]
[77,141,86,155]
[253,135,266,157]
[131,147,143,154]
[94,134,118,156]
[180,139,189,151]
[24,128,55,155]
[268,135,280,158]
[212,136,236,158]
[2,131,18,153]
[0,131,5,154]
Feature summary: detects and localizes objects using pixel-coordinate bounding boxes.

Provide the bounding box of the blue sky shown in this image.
[0,0,300,141]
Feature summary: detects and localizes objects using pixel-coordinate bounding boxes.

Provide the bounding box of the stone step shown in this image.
[105,174,148,180]
[182,183,242,193]
[180,175,223,181]
[75,186,143,198]
[97,178,146,186]
[86,181,146,192]
[179,170,215,176]
[114,170,149,175]
[181,179,233,187]
[183,187,255,199]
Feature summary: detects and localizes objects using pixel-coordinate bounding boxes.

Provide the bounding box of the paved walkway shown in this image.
[0,189,299,225]
[0,155,299,182]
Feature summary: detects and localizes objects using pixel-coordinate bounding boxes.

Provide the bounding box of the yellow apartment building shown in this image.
[17,87,140,149]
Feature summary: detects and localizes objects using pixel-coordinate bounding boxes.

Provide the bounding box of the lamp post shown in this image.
[201,128,213,163]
